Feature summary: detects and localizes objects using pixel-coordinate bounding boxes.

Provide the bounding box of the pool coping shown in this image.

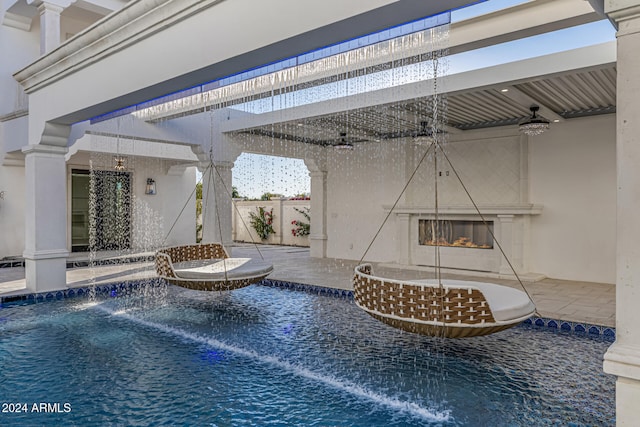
[0,277,616,340]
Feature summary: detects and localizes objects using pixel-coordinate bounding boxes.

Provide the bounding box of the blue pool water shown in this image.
[0,284,614,426]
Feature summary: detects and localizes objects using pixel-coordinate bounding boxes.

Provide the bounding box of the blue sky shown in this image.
[232,154,310,199]
[229,0,616,199]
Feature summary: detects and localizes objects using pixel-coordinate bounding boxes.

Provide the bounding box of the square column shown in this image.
[308,170,327,258]
[201,161,234,248]
[37,2,63,54]
[604,2,640,425]
[22,144,69,292]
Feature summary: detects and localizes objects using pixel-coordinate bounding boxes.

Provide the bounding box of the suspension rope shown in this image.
[201,163,212,240]
[206,112,266,261]
[161,162,212,246]
[357,142,436,265]
[433,140,447,339]
[207,153,230,285]
[208,160,266,261]
[161,111,267,269]
[431,57,446,340]
[434,141,540,314]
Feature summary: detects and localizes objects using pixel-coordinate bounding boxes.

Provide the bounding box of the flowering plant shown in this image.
[291,207,310,237]
[249,207,275,240]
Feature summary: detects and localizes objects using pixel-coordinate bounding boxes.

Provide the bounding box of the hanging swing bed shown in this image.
[156,243,273,291]
[353,264,535,338]
[155,154,273,292]
[352,130,537,338]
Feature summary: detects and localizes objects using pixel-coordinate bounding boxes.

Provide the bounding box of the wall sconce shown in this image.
[0,190,4,199]
[145,178,156,195]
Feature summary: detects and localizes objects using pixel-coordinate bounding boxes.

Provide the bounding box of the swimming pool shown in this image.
[0,283,614,426]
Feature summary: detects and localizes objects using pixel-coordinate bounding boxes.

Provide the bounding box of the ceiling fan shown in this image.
[412,121,436,146]
[317,132,369,150]
[375,119,445,142]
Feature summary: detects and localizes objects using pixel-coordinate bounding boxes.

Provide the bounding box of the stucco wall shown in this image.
[323,132,527,264]
[0,164,26,258]
[529,114,616,284]
[233,198,310,246]
[319,117,615,284]
[66,151,197,252]
[0,149,197,259]
[325,142,406,262]
[0,18,38,117]
[130,161,197,249]
[0,8,36,259]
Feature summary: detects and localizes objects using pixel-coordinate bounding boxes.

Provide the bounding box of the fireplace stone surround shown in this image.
[390,205,543,277]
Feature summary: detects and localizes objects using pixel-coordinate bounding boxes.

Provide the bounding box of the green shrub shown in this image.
[249,207,275,240]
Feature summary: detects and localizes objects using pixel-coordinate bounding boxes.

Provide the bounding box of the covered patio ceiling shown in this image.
[223,47,616,147]
[104,0,610,149]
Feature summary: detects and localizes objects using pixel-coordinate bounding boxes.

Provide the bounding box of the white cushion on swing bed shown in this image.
[411,279,535,322]
[172,258,273,280]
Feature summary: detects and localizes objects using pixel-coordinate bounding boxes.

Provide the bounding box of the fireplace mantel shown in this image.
[384,204,543,216]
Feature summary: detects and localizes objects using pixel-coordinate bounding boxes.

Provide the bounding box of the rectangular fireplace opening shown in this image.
[419,219,494,249]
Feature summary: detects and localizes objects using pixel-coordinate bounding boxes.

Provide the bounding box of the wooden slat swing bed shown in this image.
[155,146,273,292]
[353,124,537,339]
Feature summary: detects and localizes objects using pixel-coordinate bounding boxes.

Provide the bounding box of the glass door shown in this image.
[71,170,90,252]
[71,169,132,252]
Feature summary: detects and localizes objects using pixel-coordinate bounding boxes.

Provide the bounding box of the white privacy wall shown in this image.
[232,198,310,246]
[529,114,616,284]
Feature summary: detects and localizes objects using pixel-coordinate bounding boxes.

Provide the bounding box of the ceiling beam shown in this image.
[448,0,600,55]
[136,0,603,122]
[16,0,478,126]
[219,42,615,133]
[497,86,565,122]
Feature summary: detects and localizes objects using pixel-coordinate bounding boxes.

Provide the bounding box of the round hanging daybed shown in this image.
[155,243,273,291]
[353,264,535,338]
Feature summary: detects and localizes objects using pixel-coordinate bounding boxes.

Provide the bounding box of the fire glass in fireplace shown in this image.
[419,219,494,249]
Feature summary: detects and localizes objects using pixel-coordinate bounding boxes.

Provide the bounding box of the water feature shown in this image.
[0,285,614,426]
[26,13,615,427]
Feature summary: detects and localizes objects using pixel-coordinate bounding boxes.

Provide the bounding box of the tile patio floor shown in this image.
[0,244,615,327]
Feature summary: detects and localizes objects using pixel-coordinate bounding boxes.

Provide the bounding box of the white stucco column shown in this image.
[497,214,514,275]
[201,161,234,249]
[37,2,63,54]
[27,0,76,55]
[22,142,69,292]
[308,169,328,258]
[28,0,75,54]
[604,2,640,425]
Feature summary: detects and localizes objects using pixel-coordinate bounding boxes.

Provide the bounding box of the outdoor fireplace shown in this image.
[389,205,541,275]
[419,219,493,249]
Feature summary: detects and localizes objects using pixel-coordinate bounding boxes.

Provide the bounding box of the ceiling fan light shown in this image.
[519,105,550,137]
[413,135,435,146]
[333,131,355,150]
[413,120,436,146]
[114,156,127,171]
[333,142,354,150]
